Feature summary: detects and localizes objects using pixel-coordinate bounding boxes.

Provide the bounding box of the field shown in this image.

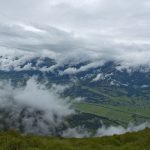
[74,102,150,126]
[0,128,150,150]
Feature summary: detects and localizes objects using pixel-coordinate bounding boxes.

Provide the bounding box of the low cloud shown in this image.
[61,61,105,75]
[0,77,74,134]
[0,22,150,72]
[62,123,150,138]
[96,122,150,137]
[92,73,105,82]
[62,126,91,138]
[0,78,149,137]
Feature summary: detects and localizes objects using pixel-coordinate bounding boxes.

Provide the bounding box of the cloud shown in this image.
[0,77,74,134]
[0,0,150,70]
[62,123,150,138]
[61,61,105,75]
[96,122,150,137]
[0,23,82,53]
[92,73,105,82]
[0,77,149,137]
[62,126,91,138]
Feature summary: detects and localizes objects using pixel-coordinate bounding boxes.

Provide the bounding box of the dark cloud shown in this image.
[0,23,82,52]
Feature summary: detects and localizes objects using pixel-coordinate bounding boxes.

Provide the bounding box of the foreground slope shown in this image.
[0,128,150,150]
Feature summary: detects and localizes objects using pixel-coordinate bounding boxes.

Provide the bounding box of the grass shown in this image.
[74,102,150,126]
[0,128,150,150]
[85,86,150,105]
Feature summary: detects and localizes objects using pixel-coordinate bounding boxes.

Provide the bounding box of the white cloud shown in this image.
[0,0,150,70]
[92,73,105,82]
[96,122,150,137]
[61,61,105,75]
[0,77,74,134]
[62,126,91,138]
[62,122,150,138]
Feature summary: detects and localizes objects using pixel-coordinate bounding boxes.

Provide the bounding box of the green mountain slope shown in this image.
[74,102,150,126]
[0,128,150,150]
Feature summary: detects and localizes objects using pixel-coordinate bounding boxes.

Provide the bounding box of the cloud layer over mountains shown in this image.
[0,0,150,69]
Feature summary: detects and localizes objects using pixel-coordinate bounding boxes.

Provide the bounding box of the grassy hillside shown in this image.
[0,128,150,150]
[74,102,150,126]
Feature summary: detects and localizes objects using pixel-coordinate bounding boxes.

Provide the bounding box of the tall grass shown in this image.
[0,128,150,150]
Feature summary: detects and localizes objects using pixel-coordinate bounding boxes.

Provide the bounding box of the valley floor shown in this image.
[74,102,150,126]
[0,128,150,150]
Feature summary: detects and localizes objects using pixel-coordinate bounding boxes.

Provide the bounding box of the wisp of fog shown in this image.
[0,77,74,135]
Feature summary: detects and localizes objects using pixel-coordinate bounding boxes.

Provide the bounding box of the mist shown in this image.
[62,123,150,138]
[0,77,74,135]
[0,77,149,137]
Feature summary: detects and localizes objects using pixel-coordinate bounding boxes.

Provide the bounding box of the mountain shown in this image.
[0,56,150,134]
[1,57,150,105]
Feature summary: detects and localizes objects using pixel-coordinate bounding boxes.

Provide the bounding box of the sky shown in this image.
[0,0,150,68]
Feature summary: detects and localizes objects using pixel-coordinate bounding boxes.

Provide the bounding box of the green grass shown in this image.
[74,102,150,126]
[0,128,150,150]
[73,85,150,126]
[80,86,150,106]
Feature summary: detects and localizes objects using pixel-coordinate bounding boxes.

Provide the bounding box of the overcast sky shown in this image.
[0,0,150,68]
